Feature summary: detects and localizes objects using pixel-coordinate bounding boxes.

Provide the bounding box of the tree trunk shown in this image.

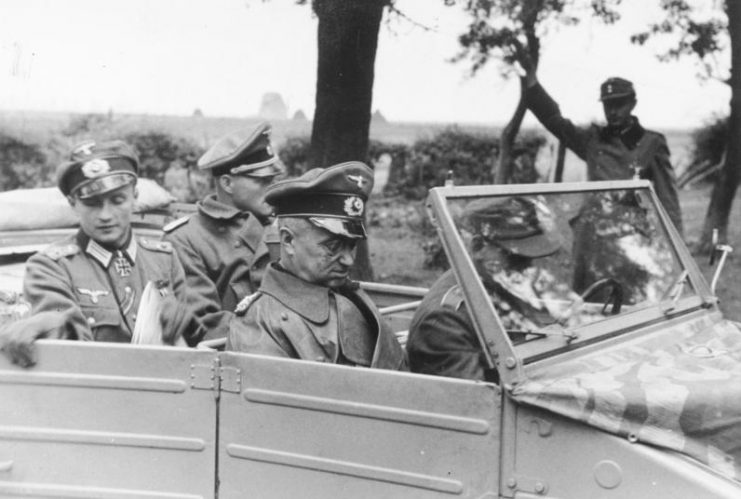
[493,77,528,183]
[310,0,387,280]
[698,0,741,253]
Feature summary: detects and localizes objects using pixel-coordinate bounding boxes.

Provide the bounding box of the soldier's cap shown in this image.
[198,122,284,178]
[599,77,636,102]
[463,196,560,258]
[266,161,374,239]
[57,140,139,199]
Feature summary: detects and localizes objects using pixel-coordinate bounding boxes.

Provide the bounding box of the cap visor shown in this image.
[496,232,560,258]
[308,217,366,239]
[73,173,137,199]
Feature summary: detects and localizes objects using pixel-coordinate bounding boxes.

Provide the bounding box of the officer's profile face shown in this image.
[222,174,275,218]
[280,218,358,288]
[602,96,636,127]
[70,184,136,249]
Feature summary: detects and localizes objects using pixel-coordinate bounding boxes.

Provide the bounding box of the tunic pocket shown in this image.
[80,306,128,343]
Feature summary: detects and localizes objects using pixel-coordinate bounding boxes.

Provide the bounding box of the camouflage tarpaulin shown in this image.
[512,313,741,480]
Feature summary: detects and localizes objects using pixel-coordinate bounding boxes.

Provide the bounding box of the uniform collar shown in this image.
[259,263,333,323]
[198,194,246,220]
[601,116,645,149]
[78,230,137,268]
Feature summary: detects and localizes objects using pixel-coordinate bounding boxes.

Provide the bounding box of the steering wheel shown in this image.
[579,278,624,315]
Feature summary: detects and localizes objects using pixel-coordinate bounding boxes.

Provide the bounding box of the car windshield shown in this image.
[438,185,694,349]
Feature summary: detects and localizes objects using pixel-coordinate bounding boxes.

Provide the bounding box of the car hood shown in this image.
[512,312,741,481]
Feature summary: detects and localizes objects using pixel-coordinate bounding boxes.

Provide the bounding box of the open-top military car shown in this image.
[1,179,740,498]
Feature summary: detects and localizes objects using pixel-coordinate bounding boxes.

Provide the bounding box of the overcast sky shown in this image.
[0,0,730,129]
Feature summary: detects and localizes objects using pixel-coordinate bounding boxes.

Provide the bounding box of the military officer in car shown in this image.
[163,123,283,340]
[0,140,201,367]
[227,162,407,370]
[406,196,582,381]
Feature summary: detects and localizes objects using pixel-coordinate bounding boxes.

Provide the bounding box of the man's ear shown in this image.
[279,226,295,256]
[218,175,233,194]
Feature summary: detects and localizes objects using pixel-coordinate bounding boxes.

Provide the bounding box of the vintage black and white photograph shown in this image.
[1,0,740,497]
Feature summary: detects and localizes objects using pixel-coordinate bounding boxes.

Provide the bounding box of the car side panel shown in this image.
[0,341,217,498]
[217,352,501,498]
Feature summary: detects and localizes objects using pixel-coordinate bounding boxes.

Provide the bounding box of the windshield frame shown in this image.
[426,180,714,385]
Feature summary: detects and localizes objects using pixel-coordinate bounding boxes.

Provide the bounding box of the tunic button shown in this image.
[87,317,96,325]
[280,313,288,321]
[125,286,132,293]
[234,241,242,248]
[132,314,137,321]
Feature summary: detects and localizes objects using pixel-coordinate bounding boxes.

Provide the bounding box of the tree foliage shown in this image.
[631,0,727,78]
[446,0,623,182]
[629,1,738,253]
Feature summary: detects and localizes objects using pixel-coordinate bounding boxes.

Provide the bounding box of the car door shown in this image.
[0,340,217,498]
[217,352,501,498]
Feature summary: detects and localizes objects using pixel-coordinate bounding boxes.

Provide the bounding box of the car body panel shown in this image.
[0,341,216,498]
[217,352,500,498]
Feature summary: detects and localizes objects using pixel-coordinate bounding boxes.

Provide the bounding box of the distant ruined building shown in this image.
[258,93,288,121]
[371,109,387,124]
[292,109,308,121]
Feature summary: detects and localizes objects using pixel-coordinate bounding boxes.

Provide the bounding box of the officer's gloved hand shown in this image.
[0,311,72,368]
[159,295,200,346]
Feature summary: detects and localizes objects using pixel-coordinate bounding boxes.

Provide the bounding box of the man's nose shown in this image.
[98,201,114,219]
[337,247,355,266]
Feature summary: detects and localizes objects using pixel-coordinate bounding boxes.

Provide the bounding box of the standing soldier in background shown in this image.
[1,140,201,367]
[517,53,683,235]
[163,123,283,340]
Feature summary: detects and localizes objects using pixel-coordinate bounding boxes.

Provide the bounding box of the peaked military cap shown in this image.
[266,161,374,239]
[599,77,636,101]
[198,122,284,177]
[463,196,560,258]
[57,140,139,199]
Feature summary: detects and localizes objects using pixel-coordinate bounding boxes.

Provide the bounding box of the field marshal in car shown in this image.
[1,140,202,366]
[227,162,407,370]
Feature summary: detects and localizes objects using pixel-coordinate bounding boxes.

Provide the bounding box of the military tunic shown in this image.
[227,263,407,371]
[527,83,683,235]
[23,231,191,344]
[163,194,272,340]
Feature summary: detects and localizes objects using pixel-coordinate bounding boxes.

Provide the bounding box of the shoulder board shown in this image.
[162,215,191,233]
[440,285,465,311]
[138,238,173,253]
[42,242,80,261]
[235,292,262,316]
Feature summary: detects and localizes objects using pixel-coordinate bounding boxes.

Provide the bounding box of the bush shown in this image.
[680,115,727,186]
[0,133,49,191]
[124,131,207,202]
[398,127,545,200]
[278,136,312,177]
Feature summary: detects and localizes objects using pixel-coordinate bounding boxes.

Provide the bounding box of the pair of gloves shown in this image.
[0,296,202,368]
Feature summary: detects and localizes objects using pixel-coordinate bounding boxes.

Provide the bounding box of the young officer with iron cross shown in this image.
[0,140,202,367]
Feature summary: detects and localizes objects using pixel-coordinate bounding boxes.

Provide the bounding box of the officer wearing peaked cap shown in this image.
[2,140,203,367]
[163,123,283,340]
[407,196,584,381]
[227,162,407,371]
[514,49,683,235]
